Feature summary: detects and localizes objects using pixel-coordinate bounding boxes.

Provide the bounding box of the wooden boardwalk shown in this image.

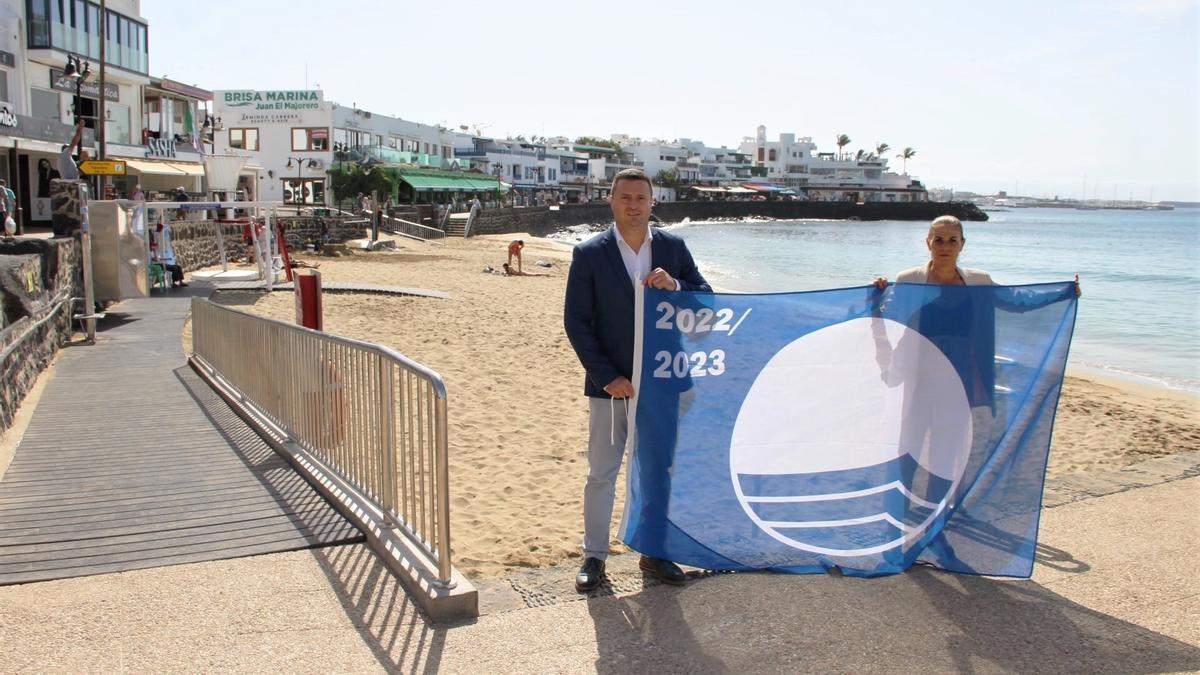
[0,289,363,585]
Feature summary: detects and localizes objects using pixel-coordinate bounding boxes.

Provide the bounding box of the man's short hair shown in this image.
[611,168,652,195]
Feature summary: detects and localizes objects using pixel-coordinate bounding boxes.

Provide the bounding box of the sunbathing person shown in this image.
[503,263,547,277]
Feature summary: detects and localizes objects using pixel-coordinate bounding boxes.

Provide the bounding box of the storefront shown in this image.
[212,90,334,207]
[394,170,506,204]
[0,109,97,229]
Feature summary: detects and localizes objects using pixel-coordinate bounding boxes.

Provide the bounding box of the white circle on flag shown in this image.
[729,317,973,557]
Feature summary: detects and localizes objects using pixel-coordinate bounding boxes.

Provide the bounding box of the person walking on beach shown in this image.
[564,167,711,593]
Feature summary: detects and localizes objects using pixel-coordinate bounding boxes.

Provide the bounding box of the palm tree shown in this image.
[836,134,851,160]
[897,147,916,174]
[855,149,866,161]
[875,142,890,159]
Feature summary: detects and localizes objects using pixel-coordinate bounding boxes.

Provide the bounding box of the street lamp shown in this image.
[285,156,320,205]
[63,55,92,125]
[201,113,223,155]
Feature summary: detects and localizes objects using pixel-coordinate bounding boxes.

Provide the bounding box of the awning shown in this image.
[725,186,757,194]
[399,174,505,192]
[691,186,727,193]
[168,162,205,176]
[743,184,787,192]
[123,158,187,176]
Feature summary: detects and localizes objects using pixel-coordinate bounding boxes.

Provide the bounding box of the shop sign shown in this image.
[80,160,127,175]
[217,89,323,112]
[0,106,16,128]
[0,51,14,68]
[3,114,94,145]
[145,137,177,158]
[50,69,120,102]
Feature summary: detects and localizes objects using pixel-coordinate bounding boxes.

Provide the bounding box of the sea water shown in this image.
[552,207,1200,392]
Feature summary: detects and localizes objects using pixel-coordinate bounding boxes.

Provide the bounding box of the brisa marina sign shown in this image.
[221,90,323,111]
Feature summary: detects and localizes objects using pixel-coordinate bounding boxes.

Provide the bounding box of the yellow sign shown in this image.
[79,160,127,175]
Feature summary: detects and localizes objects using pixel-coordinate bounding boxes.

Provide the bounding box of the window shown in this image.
[0,71,8,103]
[291,127,329,151]
[282,178,325,205]
[106,102,130,144]
[768,149,777,161]
[229,128,259,150]
[32,2,149,74]
[31,88,61,121]
[86,3,99,58]
[29,0,49,47]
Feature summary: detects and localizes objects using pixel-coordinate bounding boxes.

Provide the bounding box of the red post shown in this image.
[294,269,322,330]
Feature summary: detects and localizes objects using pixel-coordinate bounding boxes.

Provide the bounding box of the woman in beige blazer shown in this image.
[875,215,992,287]
[874,215,1079,292]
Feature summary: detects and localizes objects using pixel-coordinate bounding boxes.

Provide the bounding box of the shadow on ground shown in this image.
[310,539,1199,673]
[579,564,1199,673]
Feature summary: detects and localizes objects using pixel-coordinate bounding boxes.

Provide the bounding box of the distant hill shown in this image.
[1161,201,1200,208]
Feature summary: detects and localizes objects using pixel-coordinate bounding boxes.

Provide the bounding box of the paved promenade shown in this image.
[1,462,1195,670]
[0,290,1196,672]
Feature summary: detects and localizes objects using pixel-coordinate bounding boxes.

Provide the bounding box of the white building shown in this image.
[620,138,698,186]
[0,0,155,226]
[212,89,333,205]
[738,125,925,202]
[679,138,753,184]
[331,105,459,166]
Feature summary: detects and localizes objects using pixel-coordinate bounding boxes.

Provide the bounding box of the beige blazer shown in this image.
[895,263,994,286]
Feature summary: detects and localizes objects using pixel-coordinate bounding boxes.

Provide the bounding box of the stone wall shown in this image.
[167,216,369,271]
[468,201,988,238]
[0,237,81,432]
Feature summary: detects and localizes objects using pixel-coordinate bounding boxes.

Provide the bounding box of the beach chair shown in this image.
[148,262,168,291]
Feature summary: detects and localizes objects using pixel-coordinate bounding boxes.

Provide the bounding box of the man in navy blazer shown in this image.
[564,168,711,593]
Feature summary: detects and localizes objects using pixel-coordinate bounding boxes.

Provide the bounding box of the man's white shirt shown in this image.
[614,225,681,291]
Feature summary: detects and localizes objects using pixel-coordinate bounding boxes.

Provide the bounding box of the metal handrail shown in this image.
[189,298,454,585]
[382,214,447,245]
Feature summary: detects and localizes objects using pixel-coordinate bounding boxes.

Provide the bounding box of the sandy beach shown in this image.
[202,233,1200,580]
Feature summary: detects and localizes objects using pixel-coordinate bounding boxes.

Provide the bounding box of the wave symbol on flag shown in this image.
[729,317,973,557]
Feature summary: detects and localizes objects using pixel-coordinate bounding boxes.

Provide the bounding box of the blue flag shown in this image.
[622,282,1077,578]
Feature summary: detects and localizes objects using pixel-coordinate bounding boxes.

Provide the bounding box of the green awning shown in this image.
[399,174,505,192]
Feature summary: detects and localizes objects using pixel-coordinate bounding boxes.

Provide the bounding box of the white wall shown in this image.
[213,89,333,203]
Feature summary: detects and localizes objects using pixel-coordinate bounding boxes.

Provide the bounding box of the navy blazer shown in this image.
[564,225,711,398]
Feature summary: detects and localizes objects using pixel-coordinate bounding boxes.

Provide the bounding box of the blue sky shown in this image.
[144,0,1199,201]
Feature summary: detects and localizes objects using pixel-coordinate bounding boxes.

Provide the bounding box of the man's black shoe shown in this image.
[639,556,687,585]
[575,557,605,593]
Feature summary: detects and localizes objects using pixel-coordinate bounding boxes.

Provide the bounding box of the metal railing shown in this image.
[382,214,447,244]
[190,298,454,585]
